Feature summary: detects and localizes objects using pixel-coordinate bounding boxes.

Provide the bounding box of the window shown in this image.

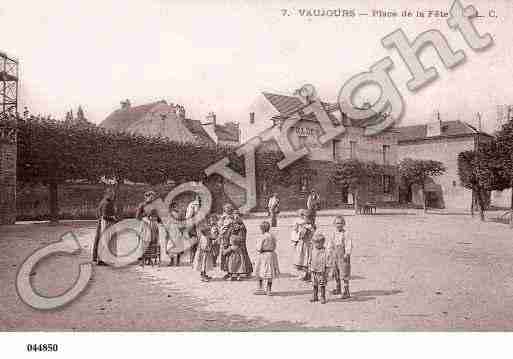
[383,175,394,194]
[452,180,457,187]
[298,136,307,148]
[383,145,390,165]
[299,176,310,193]
[350,141,357,159]
[332,140,340,161]
[262,179,268,194]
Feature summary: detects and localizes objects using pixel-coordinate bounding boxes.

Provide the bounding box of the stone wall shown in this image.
[0,123,17,225]
[222,159,399,213]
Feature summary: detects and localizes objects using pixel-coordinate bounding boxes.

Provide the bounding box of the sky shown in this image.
[0,0,511,140]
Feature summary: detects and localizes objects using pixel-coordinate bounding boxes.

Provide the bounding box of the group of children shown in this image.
[139,205,352,303]
[191,213,278,289]
[291,210,353,303]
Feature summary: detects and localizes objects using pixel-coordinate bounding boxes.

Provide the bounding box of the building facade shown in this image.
[233,92,401,211]
[396,120,492,210]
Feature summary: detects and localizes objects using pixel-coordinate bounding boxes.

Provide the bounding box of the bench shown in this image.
[361,202,377,215]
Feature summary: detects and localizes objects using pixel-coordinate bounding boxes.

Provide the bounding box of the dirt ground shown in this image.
[2,210,513,331]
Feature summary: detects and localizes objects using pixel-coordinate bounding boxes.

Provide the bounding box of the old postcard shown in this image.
[1,0,512,356]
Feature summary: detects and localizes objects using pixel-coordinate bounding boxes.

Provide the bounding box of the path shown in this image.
[2,212,513,330]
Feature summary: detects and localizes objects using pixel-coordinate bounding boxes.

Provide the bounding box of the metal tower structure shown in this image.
[0,51,19,120]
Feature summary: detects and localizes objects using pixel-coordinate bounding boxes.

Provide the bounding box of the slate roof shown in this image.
[262,92,305,115]
[396,120,483,142]
[262,92,385,128]
[182,119,216,146]
[215,123,240,142]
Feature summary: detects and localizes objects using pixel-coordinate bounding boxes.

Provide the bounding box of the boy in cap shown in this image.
[309,233,330,304]
[326,215,352,299]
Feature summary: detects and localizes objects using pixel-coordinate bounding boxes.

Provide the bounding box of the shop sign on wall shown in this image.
[296,127,318,137]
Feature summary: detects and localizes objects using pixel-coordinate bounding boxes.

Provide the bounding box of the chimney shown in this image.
[426,111,442,137]
[249,112,255,124]
[207,112,216,126]
[176,104,186,119]
[120,99,131,110]
[202,112,218,143]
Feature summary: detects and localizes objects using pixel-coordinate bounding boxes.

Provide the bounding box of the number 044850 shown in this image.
[26,344,58,352]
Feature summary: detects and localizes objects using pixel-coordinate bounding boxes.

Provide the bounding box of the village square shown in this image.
[1,0,513,336]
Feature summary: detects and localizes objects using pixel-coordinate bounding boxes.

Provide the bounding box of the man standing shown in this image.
[306,189,320,225]
[267,193,280,228]
[92,188,118,265]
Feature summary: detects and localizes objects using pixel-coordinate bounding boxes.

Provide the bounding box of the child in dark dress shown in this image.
[192,226,214,282]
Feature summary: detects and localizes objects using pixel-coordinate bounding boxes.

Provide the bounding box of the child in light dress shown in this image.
[291,209,316,281]
[192,226,214,282]
[167,202,183,266]
[254,221,280,296]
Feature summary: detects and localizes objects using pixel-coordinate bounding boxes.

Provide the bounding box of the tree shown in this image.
[77,106,85,121]
[17,114,103,223]
[331,159,384,214]
[495,118,513,209]
[399,158,446,212]
[458,141,509,221]
[16,112,241,221]
[17,110,307,221]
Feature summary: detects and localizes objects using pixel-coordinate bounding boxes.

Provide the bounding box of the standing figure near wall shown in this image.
[306,190,321,225]
[267,193,280,228]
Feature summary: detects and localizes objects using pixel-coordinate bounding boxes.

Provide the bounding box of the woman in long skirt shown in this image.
[232,210,253,278]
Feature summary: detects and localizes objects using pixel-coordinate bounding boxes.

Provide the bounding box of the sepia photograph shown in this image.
[0,0,512,356]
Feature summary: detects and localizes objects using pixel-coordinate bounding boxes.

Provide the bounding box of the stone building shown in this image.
[0,120,17,224]
[244,92,401,210]
[101,100,215,146]
[396,119,492,209]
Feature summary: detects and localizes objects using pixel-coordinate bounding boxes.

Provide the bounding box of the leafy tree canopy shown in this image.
[399,158,446,187]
